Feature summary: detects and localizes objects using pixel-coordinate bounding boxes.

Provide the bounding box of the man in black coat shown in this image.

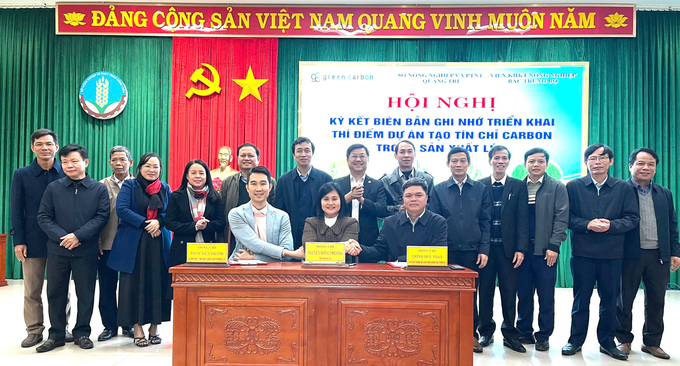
[562,144,639,361]
[615,148,679,359]
[349,178,447,262]
[275,137,332,250]
[429,146,492,353]
[334,144,390,248]
[35,144,110,352]
[10,129,73,347]
[478,146,529,353]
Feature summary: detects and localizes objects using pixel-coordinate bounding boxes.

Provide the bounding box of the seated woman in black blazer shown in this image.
[166,159,226,267]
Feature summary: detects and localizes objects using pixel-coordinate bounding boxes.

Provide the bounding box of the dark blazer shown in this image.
[165,188,227,267]
[380,168,435,215]
[481,176,530,258]
[358,209,447,262]
[274,167,333,243]
[107,179,172,274]
[429,176,493,255]
[37,175,110,257]
[334,175,390,246]
[623,179,680,263]
[567,175,639,259]
[10,159,64,258]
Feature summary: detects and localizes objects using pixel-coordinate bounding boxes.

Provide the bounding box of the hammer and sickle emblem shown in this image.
[185,63,221,99]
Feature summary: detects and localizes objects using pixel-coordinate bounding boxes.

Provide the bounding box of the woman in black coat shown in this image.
[166,159,226,267]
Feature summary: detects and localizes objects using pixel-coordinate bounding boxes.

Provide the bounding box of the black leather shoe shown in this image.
[121,326,134,338]
[74,336,94,349]
[600,346,628,360]
[479,335,494,347]
[21,334,43,348]
[535,340,550,351]
[503,338,527,353]
[518,335,536,344]
[36,339,65,353]
[98,329,116,341]
[65,329,74,343]
[561,343,582,355]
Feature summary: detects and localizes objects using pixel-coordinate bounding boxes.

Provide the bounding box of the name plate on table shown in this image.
[407,246,448,267]
[186,243,228,263]
[304,242,345,264]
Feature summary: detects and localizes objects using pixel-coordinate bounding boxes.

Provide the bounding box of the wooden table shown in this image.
[171,263,477,366]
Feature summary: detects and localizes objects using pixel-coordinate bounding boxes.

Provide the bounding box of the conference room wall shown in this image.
[275,11,680,288]
[1,9,172,279]
[2,9,678,288]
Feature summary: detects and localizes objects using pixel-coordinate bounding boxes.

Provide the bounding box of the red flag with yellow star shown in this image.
[169,38,278,189]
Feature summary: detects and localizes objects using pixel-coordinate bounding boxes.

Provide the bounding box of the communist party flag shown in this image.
[169,38,278,189]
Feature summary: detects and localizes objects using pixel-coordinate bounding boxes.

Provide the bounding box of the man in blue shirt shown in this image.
[10,129,73,347]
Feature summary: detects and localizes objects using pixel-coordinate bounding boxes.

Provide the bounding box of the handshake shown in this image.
[345,239,362,256]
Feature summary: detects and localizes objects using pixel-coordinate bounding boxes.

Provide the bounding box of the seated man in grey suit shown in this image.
[228,166,298,262]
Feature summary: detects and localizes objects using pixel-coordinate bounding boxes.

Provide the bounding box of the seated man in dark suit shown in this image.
[334,144,390,248]
[346,178,447,262]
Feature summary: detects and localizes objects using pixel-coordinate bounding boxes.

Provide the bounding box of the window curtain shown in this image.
[276,11,680,287]
[1,9,172,279]
[3,9,679,287]
[169,37,278,190]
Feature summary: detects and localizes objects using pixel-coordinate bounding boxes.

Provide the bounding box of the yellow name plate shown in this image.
[186,243,228,263]
[407,246,448,267]
[305,242,345,263]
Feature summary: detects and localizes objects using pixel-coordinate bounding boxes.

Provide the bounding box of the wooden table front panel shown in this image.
[199,297,307,365]
[336,299,449,366]
[171,264,476,366]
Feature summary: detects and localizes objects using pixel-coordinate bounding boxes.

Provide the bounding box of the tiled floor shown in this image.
[1,279,678,365]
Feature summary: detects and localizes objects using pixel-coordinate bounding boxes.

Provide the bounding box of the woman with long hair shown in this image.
[107,153,172,347]
[166,159,226,267]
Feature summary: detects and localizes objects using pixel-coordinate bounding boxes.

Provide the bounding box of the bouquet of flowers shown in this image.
[212,177,222,192]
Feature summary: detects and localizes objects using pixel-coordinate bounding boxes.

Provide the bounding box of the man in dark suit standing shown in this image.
[36,144,110,352]
[616,148,679,359]
[478,146,529,353]
[562,143,639,361]
[275,137,332,250]
[10,129,73,347]
[429,146,492,354]
[516,148,569,352]
[334,144,390,248]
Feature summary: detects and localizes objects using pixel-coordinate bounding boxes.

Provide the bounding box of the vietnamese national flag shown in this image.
[169,38,278,189]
